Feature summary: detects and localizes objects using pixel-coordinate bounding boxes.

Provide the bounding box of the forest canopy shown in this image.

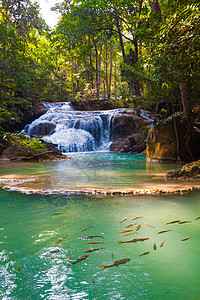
[0,0,199,132]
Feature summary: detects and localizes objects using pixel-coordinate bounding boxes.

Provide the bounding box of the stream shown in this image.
[0,153,200,299]
[0,103,199,299]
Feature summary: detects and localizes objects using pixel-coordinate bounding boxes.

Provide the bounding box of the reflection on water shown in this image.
[0,153,192,194]
[0,188,200,299]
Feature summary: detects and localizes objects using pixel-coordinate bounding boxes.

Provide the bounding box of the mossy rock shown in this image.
[166,162,200,180]
[0,134,67,161]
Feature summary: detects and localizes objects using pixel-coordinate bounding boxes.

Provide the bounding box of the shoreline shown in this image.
[0,175,198,196]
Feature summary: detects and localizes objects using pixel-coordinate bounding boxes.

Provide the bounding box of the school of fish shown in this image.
[39,213,198,284]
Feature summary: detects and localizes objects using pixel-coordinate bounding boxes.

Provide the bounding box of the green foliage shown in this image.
[0,0,199,131]
[5,134,46,156]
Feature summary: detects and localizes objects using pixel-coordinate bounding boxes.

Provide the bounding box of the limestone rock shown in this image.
[110,135,137,152]
[166,161,200,180]
[146,115,200,161]
[25,121,56,136]
[110,113,151,153]
[110,113,147,141]
[0,140,67,161]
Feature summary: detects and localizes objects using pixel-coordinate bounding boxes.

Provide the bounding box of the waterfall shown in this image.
[22,103,122,152]
[22,102,153,153]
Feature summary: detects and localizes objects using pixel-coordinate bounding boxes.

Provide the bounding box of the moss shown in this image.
[181,160,200,170]
[5,134,46,157]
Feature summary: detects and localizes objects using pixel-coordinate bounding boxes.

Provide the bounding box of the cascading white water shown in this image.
[22,102,125,152]
[22,102,153,153]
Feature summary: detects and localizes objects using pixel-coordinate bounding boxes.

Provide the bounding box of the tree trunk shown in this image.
[171,89,181,163]
[149,1,161,13]
[94,42,100,99]
[133,37,141,97]
[115,10,126,63]
[84,58,91,84]
[108,45,113,99]
[105,43,108,95]
[98,44,102,97]
[114,53,117,98]
[179,82,194,161]
[89,54,94,89]
[179,82,192,123]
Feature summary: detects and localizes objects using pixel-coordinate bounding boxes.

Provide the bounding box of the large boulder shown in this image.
[110,134,146,153]
[25,121,56,136]
[110,113,147,140]
[146,115,200,161]
[110,112,150,153]
[110,135,137,152]
[0,136,67,161]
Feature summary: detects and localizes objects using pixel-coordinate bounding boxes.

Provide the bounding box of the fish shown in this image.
[79,235,103,240]
[122,232,138,236]
[120,218,128,223]
[160,241,165,247]
[68,255,89,266]
[117,237,149,244]
[50,248,63,253]
[165,220,181,225]
[86,241,106,244]
[16,264,21,272]
[69,255,72,259]
[52,210,68,216]
[125,223,138,228]
[100,258,130,270]
[131,217,144,221]
[111,252,114,259]
[135,224,141,231]
[157,230,171,234]
[178,221,191,224]
[92,277,95,283]
[181,237,192,241]
[145,223,155,228]
[153,242,157,250]
[195,216,200,220]
[55,234,68,244]
[164,292,169,295]
[140,252,150,256]
[115,229,133,234]
[81,226,94,232]
[83,247,105,253]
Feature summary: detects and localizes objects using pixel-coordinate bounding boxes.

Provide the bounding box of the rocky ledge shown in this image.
[166,160,200,180]
[110,111,151,153]
[146,114,200,162]
[0,135,68,161]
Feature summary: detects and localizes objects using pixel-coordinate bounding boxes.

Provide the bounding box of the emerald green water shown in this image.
[0,153,200,299]
[0,153,185,192]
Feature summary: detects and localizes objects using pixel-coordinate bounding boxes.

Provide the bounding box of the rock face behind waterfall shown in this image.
[110,113,151,153]
[21,102,152,153]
